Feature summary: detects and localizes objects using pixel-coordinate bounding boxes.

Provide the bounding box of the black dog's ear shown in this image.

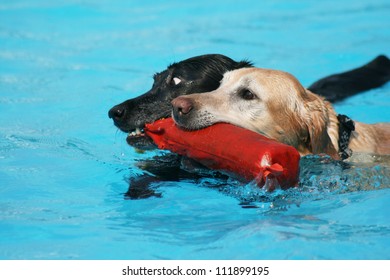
[303,90,340,159]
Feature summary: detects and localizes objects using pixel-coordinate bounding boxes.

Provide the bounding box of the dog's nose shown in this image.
[108,105,125,120]
[171,97,193,115]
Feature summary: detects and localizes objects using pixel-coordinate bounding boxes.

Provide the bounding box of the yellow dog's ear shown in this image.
[303,90,340,159]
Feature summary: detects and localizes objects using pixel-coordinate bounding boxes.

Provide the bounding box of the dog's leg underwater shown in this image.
[124,154,213,199]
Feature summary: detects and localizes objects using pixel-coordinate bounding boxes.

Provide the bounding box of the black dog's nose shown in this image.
[172,97,193,115]
[108,105,125,120]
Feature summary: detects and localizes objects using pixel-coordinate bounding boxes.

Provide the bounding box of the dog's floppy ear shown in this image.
[302,90,340,159]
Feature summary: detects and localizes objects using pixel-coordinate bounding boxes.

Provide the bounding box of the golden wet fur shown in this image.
[171,67,390,159]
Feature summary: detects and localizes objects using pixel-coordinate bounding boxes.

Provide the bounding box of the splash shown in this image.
[209,154,390,210]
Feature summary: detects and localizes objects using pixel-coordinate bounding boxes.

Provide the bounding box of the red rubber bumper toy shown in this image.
[145,118,300,190]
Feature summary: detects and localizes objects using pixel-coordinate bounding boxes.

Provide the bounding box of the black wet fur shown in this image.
[109,55,252,131]
[308,55,390,103]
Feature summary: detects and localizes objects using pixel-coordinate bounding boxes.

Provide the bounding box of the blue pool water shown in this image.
[0,0,390,260]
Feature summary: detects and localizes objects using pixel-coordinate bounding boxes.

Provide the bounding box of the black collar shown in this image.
[337,114,355,160]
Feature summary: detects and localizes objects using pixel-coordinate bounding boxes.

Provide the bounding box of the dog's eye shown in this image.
[239,89,256,100]
[170,77,181,86]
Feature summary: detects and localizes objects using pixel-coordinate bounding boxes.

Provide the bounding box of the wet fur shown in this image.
[108,54,390,199]
[108,54,252,149]
[108,54,390,150]
[172,68,390,159]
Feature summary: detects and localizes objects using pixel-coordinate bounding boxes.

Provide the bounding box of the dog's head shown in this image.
[172,67,339,158]
[108,54,252,149]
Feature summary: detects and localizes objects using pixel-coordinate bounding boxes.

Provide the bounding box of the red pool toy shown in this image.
[145,118,300,190]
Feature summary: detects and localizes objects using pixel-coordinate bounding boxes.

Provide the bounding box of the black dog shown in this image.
[108,54,390,199]
[109,54,253,150]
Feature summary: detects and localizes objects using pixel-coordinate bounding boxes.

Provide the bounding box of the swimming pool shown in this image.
[0,0,389,260]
